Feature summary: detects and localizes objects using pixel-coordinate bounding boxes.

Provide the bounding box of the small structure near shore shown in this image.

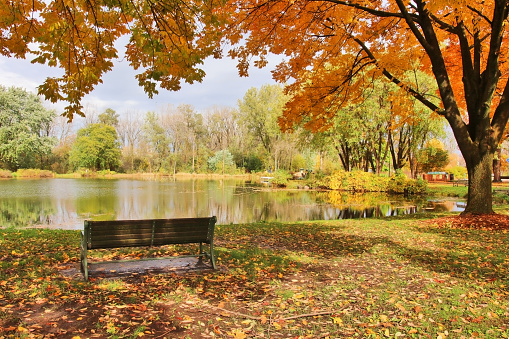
[422,171,451,182]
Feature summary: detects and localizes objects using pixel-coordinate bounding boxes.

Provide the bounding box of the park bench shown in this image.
[80,216,217,280]
[452,179,469,187]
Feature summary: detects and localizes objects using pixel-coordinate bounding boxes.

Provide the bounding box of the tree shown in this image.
[69,123,121,171]
[222,1,509,214]
[207,150,236,173]
[237,84,289,170]
[98,108,119,128]
[173,104,206,173]
[418,141,450,174]
[141,111,170,173]
[0,86,57,170]
[0,0,225,119]
[117,110,144,172]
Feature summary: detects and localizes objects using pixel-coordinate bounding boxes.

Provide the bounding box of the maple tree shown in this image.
[220,0,509,214]
[0,0,224,119]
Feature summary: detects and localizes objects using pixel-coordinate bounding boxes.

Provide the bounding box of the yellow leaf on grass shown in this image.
[230,328,247,339]
[332,316,343,324]
[260,315,268,324]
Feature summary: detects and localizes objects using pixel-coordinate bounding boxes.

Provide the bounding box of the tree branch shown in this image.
[393,0,432,52]
[353,37,442,115]
[467,5,492,25]
[491,78,509,144]
[317,0,417,21]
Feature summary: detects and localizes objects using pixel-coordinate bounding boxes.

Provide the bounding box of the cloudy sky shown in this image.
[0,48,278,117]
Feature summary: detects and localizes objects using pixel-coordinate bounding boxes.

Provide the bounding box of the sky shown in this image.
[0,49,279,117]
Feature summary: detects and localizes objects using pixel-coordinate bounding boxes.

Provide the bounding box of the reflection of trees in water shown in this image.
[323,191,421,219]
[0,199,56,227]
[0,179,460,228]
[424,201,457,212]
[335,205,419,219]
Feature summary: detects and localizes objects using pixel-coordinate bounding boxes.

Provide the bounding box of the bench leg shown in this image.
[80,232,88,281]
[209,241,216,270]
[198,242,216,269]
[198,243,204,264]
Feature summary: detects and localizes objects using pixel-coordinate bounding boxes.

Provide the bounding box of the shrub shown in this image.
[271,169,293,187]
[322,170,388,192]
[387,171,427,195]
[15,169,54,178]
[207,150,236,174]
[0,169,13,178]
[318,170,427,195]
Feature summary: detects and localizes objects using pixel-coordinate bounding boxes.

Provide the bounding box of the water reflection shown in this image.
[0,178,465,229]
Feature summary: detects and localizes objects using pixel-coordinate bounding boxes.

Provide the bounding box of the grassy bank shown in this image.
[427,182,509,205]
[1,212,509,338]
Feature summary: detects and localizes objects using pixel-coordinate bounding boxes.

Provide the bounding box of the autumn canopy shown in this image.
[1,0,509,214]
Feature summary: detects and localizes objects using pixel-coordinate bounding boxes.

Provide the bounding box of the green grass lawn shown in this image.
[1,211,508,338]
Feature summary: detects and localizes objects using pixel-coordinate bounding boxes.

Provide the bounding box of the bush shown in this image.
[387,171,427,195]
[243,154,263,172]
[97,170,116,176]
[208,150,237,174]
[322,170,388,192]
[317,170,427,195]
[15,169,54,178]
[271,169,293,187]
[0,169,13,178]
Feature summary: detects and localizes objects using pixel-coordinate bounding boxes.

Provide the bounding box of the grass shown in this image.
[0,212,508,338]
[427,182,509,205]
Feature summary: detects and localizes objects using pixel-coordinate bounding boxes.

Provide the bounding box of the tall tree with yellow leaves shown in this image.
[222,0,509,214]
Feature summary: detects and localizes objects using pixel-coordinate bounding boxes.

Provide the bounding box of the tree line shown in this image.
[0,84,450,177]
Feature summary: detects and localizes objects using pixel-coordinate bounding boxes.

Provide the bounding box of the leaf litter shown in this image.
[1,215,509,338]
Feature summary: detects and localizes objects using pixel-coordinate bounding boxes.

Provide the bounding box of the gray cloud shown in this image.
[0,52,278,116]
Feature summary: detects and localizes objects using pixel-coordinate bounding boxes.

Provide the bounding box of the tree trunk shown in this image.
[409,154,417,179]
[493,147,502,182]
[463,151,494,214]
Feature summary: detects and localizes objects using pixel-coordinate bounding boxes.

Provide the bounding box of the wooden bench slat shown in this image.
[90,238,154,248]
[90,235,210,248]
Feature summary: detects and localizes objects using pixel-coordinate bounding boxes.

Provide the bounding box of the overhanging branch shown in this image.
[353,37,443,115]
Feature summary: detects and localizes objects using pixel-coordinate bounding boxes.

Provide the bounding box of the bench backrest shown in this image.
[84,217,216,250]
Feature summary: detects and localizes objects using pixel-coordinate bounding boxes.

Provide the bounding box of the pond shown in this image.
[0,178,465,229]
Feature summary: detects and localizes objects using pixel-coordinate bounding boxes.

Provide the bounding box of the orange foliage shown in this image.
[221,0,509,143]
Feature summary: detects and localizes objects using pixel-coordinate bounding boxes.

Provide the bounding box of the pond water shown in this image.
[0,178,465,229]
